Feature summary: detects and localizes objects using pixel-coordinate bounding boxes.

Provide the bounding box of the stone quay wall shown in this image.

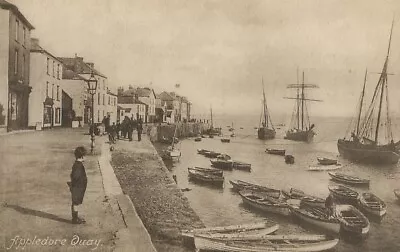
[146,122,209,142]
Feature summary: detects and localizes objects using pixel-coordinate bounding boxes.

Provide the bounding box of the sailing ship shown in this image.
[206,107,221,136]
[257,79,276,140]
[284,71,321,142]
[337,22,400,164]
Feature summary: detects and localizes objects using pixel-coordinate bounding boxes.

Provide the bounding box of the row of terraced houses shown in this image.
[0,0,191,133]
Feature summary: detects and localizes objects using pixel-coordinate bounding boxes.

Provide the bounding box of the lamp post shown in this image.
[86,73,98,154]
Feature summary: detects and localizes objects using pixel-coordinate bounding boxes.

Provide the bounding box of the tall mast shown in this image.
[262,78,267,128]
[375,19,393,143]
[210,106,213,129]
[296,68,300,129]
[356,69,367,136]
[301,72,305,131]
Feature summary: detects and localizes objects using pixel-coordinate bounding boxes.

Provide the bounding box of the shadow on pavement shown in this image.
[4,203,72,224]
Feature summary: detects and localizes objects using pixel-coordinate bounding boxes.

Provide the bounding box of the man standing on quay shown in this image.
[137,118,143,141]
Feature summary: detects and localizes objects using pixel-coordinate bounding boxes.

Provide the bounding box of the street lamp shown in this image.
[86,72,98,154]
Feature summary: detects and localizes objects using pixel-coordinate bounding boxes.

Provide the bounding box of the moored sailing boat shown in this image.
[337,22,400,164]
[284,71,321,142]
[257,79,276,140]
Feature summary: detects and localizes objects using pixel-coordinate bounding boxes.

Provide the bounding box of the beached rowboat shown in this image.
[211,159,233,170]
[197,149,211,155]
[188,168,224,186]
[335,204,370,236]
[358,192,387,217]
[189,167,223,177]
[290,205,341,234]
[238,190,291,216]
[282,188,325,208]
[308,165,341,172]
[194,234,339,252]
[266,148,286,156]
[317,157,338,165]
[232,161,251,171]
[181,222,279,242]
[328,172,370,187]
[229,180,281,198]
[328,185,359,205]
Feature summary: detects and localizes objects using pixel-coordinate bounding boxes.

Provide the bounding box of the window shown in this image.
[52,84,55,99]
[108,96,110,105]
[52,60,55,77]
[46,82,49,97]
[47,58,50,75]
[57,64,60,79]
[98,110,100,122]
[43,107,52,124]
[55,108,60,124]
[103,80,105,90]
[57,85,60,101]
[14,50,18,74]
[103,94,105,105]
[15,20,19,41]
[23,27,26,45]
[98,93,101,105]
[22,54,25,78]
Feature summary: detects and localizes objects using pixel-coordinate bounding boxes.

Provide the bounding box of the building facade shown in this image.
[60,69,88,127]
[117,95,146,122]
[0,0,34,132]
[29,38,63,129]
[60,55,117,125]
[119,86,156,123]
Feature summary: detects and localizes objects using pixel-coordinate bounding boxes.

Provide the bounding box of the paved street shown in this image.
[0,128,124,251]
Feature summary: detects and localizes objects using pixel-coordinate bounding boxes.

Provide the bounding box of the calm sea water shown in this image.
[158,115,400,252]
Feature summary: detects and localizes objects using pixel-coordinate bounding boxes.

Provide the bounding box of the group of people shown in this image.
[102,115,144,143]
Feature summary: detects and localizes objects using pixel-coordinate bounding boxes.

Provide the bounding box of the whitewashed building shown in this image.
[29,38,63,129]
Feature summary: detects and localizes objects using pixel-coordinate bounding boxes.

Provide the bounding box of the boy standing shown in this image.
[68,146,88,224]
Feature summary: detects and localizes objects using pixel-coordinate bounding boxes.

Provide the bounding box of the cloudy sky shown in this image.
[11,0,400,117]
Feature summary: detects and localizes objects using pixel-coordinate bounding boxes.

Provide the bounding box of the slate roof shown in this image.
[62,69,87,81]
[121,87,155,98]
[59,57,106,78]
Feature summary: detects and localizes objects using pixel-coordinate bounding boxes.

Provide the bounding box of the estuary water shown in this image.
[157,115,400,252]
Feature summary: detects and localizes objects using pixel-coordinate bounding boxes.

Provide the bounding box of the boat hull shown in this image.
[337,139,400,164]
[358,193,387,218]
[328,172,370,187]
[194,235,339,252]
[229,180,281,198]
[335,204,370,236]
[290,207,341,234]
[328,185,359,206]
[257,127,276,140]
[239,191,290,216]
[266,149,286,156]
[211,159,233,170]
[232,162,251,171]
[285,130,315,142]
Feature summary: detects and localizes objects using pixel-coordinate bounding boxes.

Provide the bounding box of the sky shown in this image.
[9,0,400,118]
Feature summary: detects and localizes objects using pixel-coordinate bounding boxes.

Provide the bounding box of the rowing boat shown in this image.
[189,167,223,177]
[194,234,339,252]
[328,185,359,205]
[229,180,281,198]
[232,161,251,171]
[290,204,341,234]
[335,204,370,236]
[188,168,224,186]
[317,157,338,165]
[328,172,370,187]
[181,222,279,241]
[308,165,341,171]
[282,188,325,208]
[204,151,222,158]
[211,159,233,170]
[265,148,286,156]
[358,192,387,217]
[238,190,291,216]
[197,149,211,155]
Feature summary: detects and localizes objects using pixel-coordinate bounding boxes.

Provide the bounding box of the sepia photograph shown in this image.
[1,0,400,251]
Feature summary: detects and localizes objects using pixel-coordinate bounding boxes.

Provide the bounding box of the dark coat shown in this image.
[69,161,87,205]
